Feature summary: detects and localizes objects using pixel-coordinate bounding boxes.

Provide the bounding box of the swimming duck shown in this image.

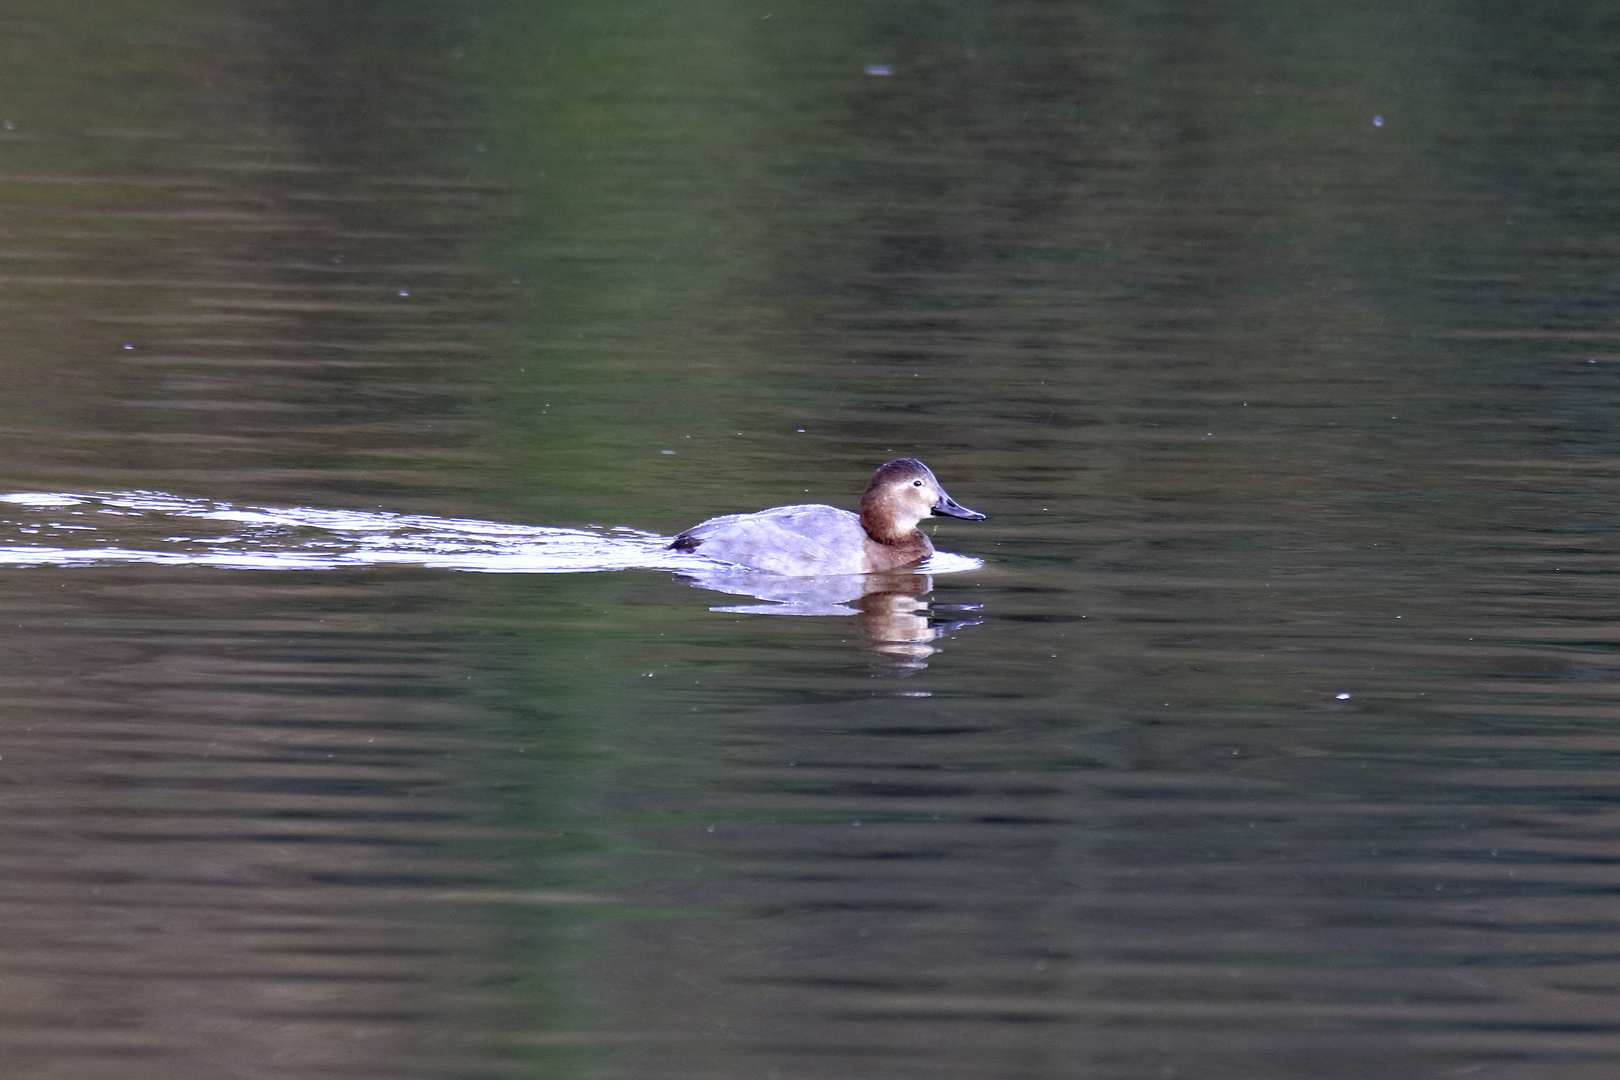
[670,458,984,576]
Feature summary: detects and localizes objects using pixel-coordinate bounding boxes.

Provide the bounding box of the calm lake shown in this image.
[2,2,1619,1078]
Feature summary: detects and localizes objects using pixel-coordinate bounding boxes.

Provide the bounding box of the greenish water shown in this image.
[1,2,1619,1078]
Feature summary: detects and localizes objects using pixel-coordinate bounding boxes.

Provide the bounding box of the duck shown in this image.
[670,458,984,576]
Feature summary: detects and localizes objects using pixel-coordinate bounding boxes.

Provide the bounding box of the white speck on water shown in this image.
[660,450,675,455]
[865,64,892,76]
[1373,115,1384,126]
[1337,692,1351,700]
[398,290,409,297]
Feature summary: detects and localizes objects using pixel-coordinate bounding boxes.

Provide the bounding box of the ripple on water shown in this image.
[0,490,982,579]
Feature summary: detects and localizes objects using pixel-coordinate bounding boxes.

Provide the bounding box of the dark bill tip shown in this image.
[933,492,986,521]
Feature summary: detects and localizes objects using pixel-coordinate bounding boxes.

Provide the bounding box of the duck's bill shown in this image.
[932,492,986,520]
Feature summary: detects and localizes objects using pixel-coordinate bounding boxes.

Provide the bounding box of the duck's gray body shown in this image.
[672,504,899,577]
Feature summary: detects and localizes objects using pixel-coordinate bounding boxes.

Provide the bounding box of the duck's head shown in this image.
[859,458,985,543]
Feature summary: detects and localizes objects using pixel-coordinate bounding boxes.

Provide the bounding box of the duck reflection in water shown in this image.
[676,567,982,676]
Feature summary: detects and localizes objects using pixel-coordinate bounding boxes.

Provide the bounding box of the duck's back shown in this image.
[672,504,876,576]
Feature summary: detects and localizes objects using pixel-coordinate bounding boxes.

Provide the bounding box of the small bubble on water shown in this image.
[1336,692,1351,700]
[1373,115,1384,126]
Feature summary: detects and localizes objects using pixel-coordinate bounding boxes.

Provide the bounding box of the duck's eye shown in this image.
[912,479,924,487]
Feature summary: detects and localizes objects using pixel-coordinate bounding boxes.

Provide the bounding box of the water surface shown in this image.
[1,2,1619,1079]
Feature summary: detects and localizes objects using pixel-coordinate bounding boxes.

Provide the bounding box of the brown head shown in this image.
[857,458,985,545]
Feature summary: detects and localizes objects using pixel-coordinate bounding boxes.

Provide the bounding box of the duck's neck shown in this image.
[859,495,920,546]
[860,521,933,571]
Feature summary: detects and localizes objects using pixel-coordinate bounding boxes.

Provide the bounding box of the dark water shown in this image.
[2,1,1620,1078]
